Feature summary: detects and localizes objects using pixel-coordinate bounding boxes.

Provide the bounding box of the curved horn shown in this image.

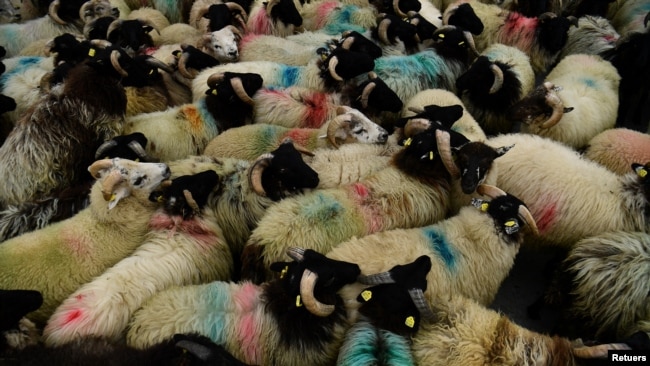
[488,63,504,94]
[462,30,479,57]
[357,271,395,285]
[326,114,351,148]
[226,2,248,23]
[377,17,392,44]
[88,159,114,178]
[476,184,507,199]
[436,129,460,179]
[340,35,355,50]
[106,19,124,40]
[540,91,566,129]
[359,81,376,109]
[127,140,150,161]
[327,56,344,81]
[300,269,335,317]
[538,12,557,21]
[408,288,436,321]
[265,0,279,17]
[404,118,431,137]
[177,48,198,79]
[138,18,160,35]
[207,72,226,89]
[368,71,378,80]
[230,77,256,105]
[518,204,539,236]
[248,153,273,197]
[101,169,124,201]
[572,343,632,359]
[145,56,174,74]
[89,39,113,49]
[48,0,67,25]
[182,189,201,214]
[95,140,119,159]
[286,247,305,262]
[110,50,129,77]
[392,0,408,18]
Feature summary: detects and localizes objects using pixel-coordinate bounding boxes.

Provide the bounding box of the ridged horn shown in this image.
[408,288,436,321]
[110,50,129,77]
[326,114,351,148]
[476,184,507,199]
[572,343,632,359]
[518,204,539,236]
[177,47,198,79]
[248,153,273,196]
[359,81,376,109]
[540,90,567,129]
[95,140,118,159]
[436,129,460,179]
[462,30,479,57]
[128,140,150,160]
[207,72,226,89]
[357,271,395,285]
[145,56,174,74]
[286,247,305,262]
[101,169,124,201]
[377,16,391,44]
[88,159,114,178]
[230,77,256,105]
[327,56,344,81]
[183,189,201,214]
[392,0,408,18]
[265,0,279,17]
[226,2,248,23]
[300,269,335,317]
[488,63,504,94]
[48,0,67,25]
[106,18,124,40]
[340,35,355,50]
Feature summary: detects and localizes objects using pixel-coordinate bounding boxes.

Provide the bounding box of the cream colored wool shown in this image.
[239,34,325,65]
[584,128,650,175]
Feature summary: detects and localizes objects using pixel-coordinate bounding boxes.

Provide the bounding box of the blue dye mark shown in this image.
[0,56,44,89]
[423,227,456,270]
[579,77,597,89]
[278,65,301,88]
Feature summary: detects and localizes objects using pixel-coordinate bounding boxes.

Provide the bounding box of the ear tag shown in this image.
[438,33,445,38]
[403,138,412,146]
[157,195,164,203]
[88,48,96,57]
[149,69,154,75]
[505,220,516,227]
[429,151,435,160]
[109,194,117,202]
[295,295,302,307]
[211,89,218,95]
[638,168,648,178]
[321,53,328,61]
[480,202,489,212]
[361,290,372,302]
[405,316,415,328]
[279,265,288,279]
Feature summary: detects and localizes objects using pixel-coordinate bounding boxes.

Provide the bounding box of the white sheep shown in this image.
[556,15,620,61]
[583,128,650,175]
[0,158,171,325]
[238,32,331,65]
[509,53,620,149]
[42,170,234,347]
[327,184,538,309]
[299,0,378,34]
[203,106,389,160]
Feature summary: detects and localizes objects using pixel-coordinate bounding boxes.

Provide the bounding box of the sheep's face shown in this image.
[80,0,118,25]
[454,142,513,194]
[0,0,20,24]
[149,170,220,219]
[206,27,240,63]
[331,108,389,146]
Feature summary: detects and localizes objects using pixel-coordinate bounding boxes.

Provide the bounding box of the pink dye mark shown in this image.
[64,309,83,325]
[500,13,538,52]
[233,283,263,364]
[315,1,340,29]
[248,9,272,35]
[534,202,557,234]
[75,294,84,301]
[143,46,159,56]
[351,182,369,199]
[348,183,383,233]
[62,228,90,258]
[239,33,261,48]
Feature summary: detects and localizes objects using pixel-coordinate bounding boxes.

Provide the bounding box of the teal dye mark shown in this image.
[196,98,220,135]
[203,282,232,345]
[300,193,344,222]
[579,77,597,89]
[0,56,44,89]
[423,227,456,270]
[323,5,366,35]
[278,65,301,88]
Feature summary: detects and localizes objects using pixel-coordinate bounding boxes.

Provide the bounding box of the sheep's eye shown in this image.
[134,177,144,185]
[214,44,221,49]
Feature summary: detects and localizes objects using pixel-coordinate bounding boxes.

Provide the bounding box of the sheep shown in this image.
[42,170,235,346]
[441,132,650,248]
[609,0,650,37]
[124,71,264,162]
[190,46,376,101]
[0,0,117,57]
[443,0,578,75]
[126,247,361,366]
[508,53,620,150]
[116,0,195,24]
[237,32,332,65]
[556,15,620,61]
[0,0,20,24]
[239,108,466,283]
[300,0,378,35]
[0,158,171,326]
[166,139,320,264]
[246,0,303,36]
[251,71,403,129]
[399,88,487,142]
[0,48,132,208]
[188,1,248,34]
[327,184,538,311]
[9,333,249,365]
[0,289,42,355]
[203,106,389,160]
[455,43,535,136]
[583,128,650,175]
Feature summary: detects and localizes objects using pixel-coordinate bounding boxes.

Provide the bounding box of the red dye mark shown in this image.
[316,1,340,29]
[603,34,618,43]
[239,33,261,48]
[535,202,557,234]
[501,13,538,51]
[143,46,159,56]
[351,182,369,199]
[75,294,84,301]
[285,129,314,149]
[64,309,83,324]
[302,92,329,128]
[249,9,272,35]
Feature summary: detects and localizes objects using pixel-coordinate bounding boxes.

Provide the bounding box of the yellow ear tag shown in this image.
[279,265,288,279]
[109,194,117,202]
[505,220,516,227]
[361,290,372,302]
[156,195,164,203]
[321,53,328,61]
[438,33,445,38]
[458,41,465,46]
[403,138,412,147]
[295,295,302,307]
[405,316,415,328]
[149,69,154,75]
[211,89,218,95]
[88,48,96,57]
[480,202,489,212]
[638,168,648,178]
[429,151,435,160]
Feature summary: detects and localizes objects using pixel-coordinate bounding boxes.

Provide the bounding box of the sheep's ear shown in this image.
[107,187,129,210]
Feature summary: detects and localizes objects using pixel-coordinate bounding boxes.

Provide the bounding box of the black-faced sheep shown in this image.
[0,158,171,326]
[126,247,361,366]
[246,0,303,36]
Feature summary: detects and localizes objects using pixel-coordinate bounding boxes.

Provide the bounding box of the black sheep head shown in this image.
[537,13,577,54]
[320,47,375,90]
[0,289,43,332]
[149,170,220,219]
[444,2,484,35]
[471,185,538,240]
[266,0,303,28]
[95,132,151,162]
[353,72,403,113]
